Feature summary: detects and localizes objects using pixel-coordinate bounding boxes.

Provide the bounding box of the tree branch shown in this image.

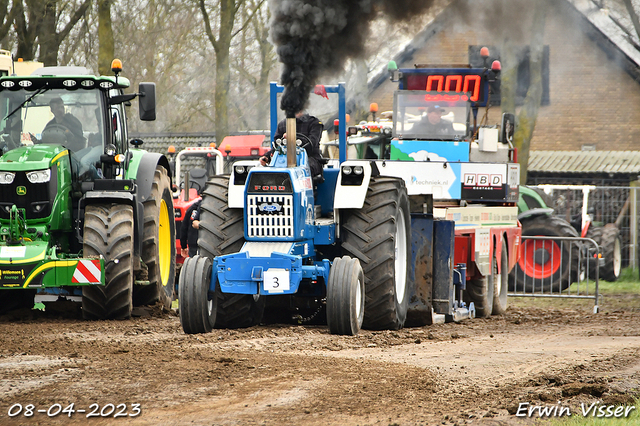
[231,0,265,39]
[58,0,92,42]
[622,0,640,42]
[199,0,220,52]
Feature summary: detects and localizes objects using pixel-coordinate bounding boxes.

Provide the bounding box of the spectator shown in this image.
[180,199,201,258]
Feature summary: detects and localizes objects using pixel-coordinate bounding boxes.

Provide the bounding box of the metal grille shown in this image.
[0,170,53,220]
[246,195,294,238]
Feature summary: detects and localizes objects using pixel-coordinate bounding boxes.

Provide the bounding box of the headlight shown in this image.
[342,166,352,175]
[235,165,245,174]
[353,166,364,175]
[105,144,117,156]
[26,169,51,184]
[0,171,15,184]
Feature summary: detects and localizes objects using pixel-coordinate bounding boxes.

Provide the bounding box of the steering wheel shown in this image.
[40,124,71,144]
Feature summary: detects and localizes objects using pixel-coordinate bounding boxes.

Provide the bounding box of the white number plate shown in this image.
[263,268,289,293]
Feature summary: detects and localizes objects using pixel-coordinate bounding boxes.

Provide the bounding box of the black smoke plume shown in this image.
[269,0,438,117]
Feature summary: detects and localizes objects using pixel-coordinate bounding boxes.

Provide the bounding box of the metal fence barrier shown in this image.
[532,185,637,271]
[508,236,600,313]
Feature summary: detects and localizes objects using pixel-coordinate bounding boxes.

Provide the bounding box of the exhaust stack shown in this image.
[286,117,296,168]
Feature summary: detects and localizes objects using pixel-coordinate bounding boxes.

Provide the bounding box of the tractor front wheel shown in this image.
[179,255,216,334]
[327,256,365,336]
[82,204,134,320]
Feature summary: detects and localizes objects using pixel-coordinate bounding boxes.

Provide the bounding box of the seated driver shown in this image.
[42,97,85,151]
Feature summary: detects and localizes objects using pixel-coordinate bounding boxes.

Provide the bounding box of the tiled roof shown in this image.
[529,150,640,174]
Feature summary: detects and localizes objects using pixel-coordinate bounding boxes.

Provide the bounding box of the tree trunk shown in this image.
[513,1,548,184]
[36,0,92,66]
[98,0,115,76]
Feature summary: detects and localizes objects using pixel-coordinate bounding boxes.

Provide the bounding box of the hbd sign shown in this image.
[463,174,502,187]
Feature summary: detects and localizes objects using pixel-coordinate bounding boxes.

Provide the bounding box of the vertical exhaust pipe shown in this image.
[286,116,296,168]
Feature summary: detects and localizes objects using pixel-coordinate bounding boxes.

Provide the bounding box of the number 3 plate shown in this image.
[263,268,289,293]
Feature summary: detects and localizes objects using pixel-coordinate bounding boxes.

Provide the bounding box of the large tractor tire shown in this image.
[327,256,365,336]
[600,224,622,282]
[179,255,216,334]
[492,239,509,315]
[198,175,265,328]
[466,257,495,318]
[341,177,411,330]
[134,165,176,309]
[509,215,580,293]
[82,204,134,320]
[585,225,602,280]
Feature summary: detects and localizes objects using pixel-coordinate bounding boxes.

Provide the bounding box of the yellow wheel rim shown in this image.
[159,199,171,286]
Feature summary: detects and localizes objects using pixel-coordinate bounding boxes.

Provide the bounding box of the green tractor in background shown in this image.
[513,185,621,292]
[0,61,175,318]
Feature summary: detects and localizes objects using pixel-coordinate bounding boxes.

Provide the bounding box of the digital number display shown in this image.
[402,69,488,105]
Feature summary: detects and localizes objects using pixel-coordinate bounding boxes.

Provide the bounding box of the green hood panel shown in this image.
[0,145,67,171]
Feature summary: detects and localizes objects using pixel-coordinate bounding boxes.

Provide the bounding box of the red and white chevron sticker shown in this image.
[72,259,102,284]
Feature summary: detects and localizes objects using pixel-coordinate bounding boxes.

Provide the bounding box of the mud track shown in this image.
[1,295,639,425]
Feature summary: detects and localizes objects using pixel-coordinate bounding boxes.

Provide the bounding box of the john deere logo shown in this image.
[16,186,26,196]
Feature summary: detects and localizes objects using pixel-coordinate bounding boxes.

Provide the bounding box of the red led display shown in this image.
[404,70,488,104]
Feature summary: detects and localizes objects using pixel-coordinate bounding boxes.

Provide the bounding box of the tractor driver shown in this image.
[412,105,454,136]
[42,97,86,152]
[260,110,324,181]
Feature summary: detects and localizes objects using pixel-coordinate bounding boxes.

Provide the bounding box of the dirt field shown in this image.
[0,294,639,426]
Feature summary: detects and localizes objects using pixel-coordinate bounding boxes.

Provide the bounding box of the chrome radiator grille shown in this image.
[246,195,294,238]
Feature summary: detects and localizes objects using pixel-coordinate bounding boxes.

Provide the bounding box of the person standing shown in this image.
[180,199,202,258]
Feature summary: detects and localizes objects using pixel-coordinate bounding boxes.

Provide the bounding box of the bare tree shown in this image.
[512,1,548,183]
[231,0,276,130]
[0,0,19,45]
[198,0,265,141]
[98,0,114,75]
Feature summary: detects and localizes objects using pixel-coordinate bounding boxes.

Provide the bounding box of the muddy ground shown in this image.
[0,294,639,426]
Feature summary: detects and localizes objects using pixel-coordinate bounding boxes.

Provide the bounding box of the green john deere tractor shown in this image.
[0,62,175,318]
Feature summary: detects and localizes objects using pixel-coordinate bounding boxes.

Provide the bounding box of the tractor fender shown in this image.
[333,160,374,209]
[133,152,172,204]
[127,152,172,258]
[517,207,554,222]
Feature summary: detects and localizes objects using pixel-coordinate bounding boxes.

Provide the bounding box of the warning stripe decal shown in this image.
[72,259,102,284]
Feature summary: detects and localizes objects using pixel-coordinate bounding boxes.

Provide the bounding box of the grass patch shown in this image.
[509,268,640,312]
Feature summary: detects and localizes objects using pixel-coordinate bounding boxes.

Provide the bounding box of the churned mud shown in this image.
[0,294,639,425]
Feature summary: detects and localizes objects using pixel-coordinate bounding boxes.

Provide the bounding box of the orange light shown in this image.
[225,144,231,153]
[369,103,378,113]
[209,142,216,148]
[115,154,125,163]
[17,58,23,62]
[491,60,501,71]
[345,113,350,123]
[480,47,490,58]
[111,59,123,74]
[167,145,176,154]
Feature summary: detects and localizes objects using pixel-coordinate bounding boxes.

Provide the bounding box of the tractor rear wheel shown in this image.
[508,215,580,293]
[600,224,622,282]
[82,204,134,320]
[492,239,509,315]
[341,177,411,330]
[198,175,265,328]
[135,165,176,309]
[179,255,216,334]
[327,256,365,335]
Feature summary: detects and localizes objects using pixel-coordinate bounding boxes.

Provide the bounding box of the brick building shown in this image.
[368,0,640,153]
